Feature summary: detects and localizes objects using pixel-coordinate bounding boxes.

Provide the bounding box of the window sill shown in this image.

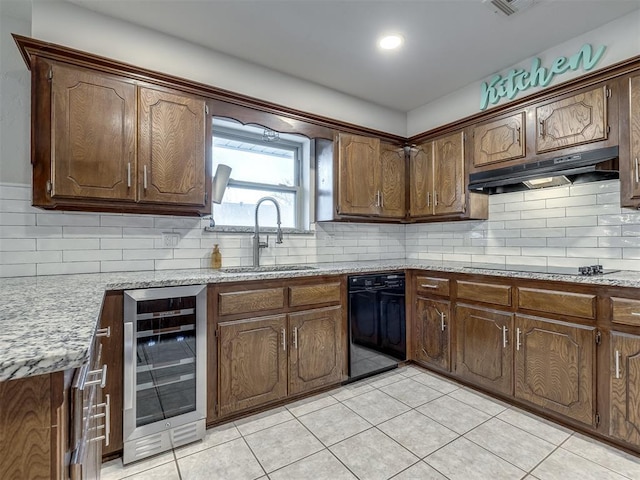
[204,225,314,235]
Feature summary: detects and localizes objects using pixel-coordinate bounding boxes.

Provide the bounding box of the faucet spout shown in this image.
[253,197,284,267]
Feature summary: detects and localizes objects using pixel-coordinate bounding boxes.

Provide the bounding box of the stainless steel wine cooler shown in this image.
[123,285,207,464]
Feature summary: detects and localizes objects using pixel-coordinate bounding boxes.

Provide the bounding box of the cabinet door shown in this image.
[379,143,406,218]
[409,141,433,217]
[51,62,136,201]
[337,133,381,216]
[138,86,207,206]
[288,306,344,396]
[415,298,450,371]
[536,85,608,153]
[455,305,513,395]
[473,112,525,167]
[218,315,288,416]
[610,332,640,446]
[514,315,595,426]
[622,75,640,204]
[433,131,465,216]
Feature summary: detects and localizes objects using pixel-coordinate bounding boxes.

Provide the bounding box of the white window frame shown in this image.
[212,124,307,229]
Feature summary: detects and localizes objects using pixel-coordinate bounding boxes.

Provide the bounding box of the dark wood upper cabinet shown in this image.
[31,57,211,216]
[433,131,465,216]
[535,84,610,154]
[138,86,207,207]
[473,112,525,167]
[337,133,382,216]
[50,62,136,202]
[379,142,406,218]
[620,73,640,208]
[408,141,433,217]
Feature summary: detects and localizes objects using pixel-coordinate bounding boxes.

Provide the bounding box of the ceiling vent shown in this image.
[483,0,538,16]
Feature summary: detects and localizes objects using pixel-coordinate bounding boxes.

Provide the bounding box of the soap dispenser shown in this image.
[211,244,222,269]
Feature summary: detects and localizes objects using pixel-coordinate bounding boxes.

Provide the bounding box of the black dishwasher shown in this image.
[348,273,406,381]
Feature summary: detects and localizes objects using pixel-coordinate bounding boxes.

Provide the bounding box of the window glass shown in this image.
[211,121,307,229]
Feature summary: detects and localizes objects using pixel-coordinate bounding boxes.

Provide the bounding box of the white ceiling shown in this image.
[50,1,640,111]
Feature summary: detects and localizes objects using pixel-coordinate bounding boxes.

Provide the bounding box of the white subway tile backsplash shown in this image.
[37,238,100,251]
[63,249,122,262]
[3,179,640,276]
[0,263,36,277]
[101,214,155,227]
[0,213,36,225]
[101,238,154,249]
[37,262,101,276]
[1,239,36,251]
[567,248,622,258]
[546,195,596,209]
[38,213,100,227]
[101,260,154,272]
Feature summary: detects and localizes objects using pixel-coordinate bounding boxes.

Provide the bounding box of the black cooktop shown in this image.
[465,264,620,276]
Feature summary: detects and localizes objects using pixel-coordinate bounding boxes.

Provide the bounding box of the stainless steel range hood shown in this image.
[468,146,619,194]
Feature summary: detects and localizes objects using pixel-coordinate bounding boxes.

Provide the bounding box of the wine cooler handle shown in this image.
[124,322,134,410]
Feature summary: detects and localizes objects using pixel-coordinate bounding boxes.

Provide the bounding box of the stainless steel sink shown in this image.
[218,265,318,274]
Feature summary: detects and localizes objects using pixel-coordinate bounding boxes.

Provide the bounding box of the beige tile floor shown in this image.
[102,365,640,480]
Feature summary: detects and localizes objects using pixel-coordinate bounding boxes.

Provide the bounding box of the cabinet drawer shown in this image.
[289,283,341,307]
[457,281,511,306]
[219,288,285,316]
[415,276,450,297]
[517,288,595,319]
[611,297,640,327]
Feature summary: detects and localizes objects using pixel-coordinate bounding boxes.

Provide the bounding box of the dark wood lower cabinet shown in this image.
[515,314,596,426]
[218,315,288,417]
[289,306,343,396]
[610,331,640,445]
[455,305,513,395]
[415,298,451,371]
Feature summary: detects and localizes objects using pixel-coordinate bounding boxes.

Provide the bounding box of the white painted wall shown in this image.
[30,0,406,137]
[0,10,31,184]
[407,9,640,137]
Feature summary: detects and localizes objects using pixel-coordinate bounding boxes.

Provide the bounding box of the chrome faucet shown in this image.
[253,197,284,266]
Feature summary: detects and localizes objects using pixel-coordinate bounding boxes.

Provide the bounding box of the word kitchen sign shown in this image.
[480,44,606,110]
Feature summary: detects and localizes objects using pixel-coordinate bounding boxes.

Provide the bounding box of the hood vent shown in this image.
[468,146,619,194]
[483,0,538,17]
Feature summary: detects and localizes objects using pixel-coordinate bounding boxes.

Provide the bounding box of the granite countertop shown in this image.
[2,260,639,382]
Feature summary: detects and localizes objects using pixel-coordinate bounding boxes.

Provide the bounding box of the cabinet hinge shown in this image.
[607,125,611,135]
[204,192,208,203]
[214,329,219,338]
[205,104,209,115]
[595,413,601,427]
[46,180,52,195]
[47,68,53,80]
[595,330,602,346]
[605,87,611,98]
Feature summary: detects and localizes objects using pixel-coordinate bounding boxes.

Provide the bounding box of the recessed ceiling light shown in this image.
[378,34,404,51]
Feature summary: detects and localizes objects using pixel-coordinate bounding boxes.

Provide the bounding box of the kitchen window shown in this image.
[211,119,311,229]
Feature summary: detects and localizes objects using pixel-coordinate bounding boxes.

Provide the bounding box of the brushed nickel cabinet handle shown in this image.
[293,327,298,349]
[426,192,430,207]
[615,350,621,379]
[94,394,111,447]
[439,311,446,332]
[380,192,384,208]
[516,327,522,351]
[635,158,639,184]
[124,323,133,410]
[143,165,148,190]
[632,312,640,316]
[127,162,131,188]
[420,284,438,289]
[434,191,438,207]
[86,364,107,388]
[95,326,110,338]
[282,328,287,351]
[503,326,508,348]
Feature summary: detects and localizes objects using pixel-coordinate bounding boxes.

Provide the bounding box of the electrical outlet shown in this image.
[161,233,180,247]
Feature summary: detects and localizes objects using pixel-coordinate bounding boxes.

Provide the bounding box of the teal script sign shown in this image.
[480,44,606,110]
